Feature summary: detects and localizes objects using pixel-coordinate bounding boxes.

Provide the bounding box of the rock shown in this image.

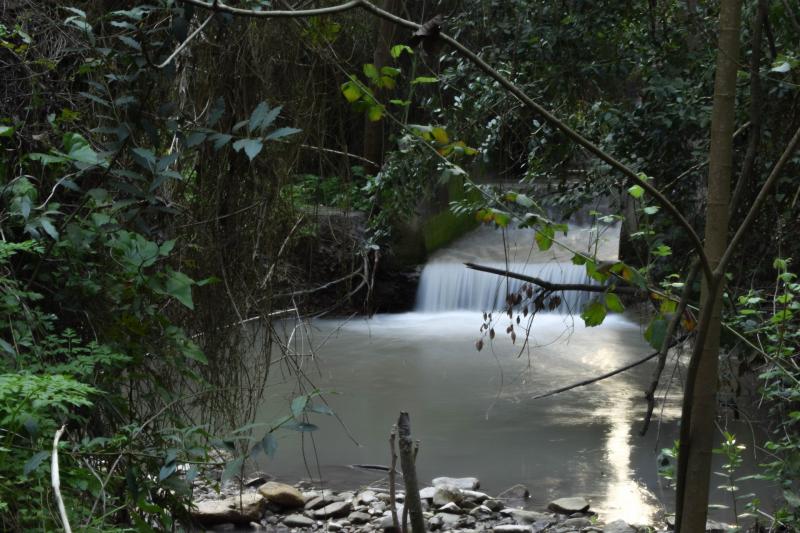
[314,501,352,519]
[547,497,590,514]
[469,504,493,516]
[283,514,315,528]
[433,485,464,506]
[357,490,377,505]
[563,517,592,528]
[378,514,398,531]
[419,486,437,500]
[706,520,736,533]
[432,476,480,490]
[245,473,272,487]
[349,511,372,524]
[339,491,356,502]
[305,496,329,510]
[484,499,505,512]
[191,493,267,526]
[438,502,463,514]
[210,524,237,532]
[462,490,490,503]
[603,519,635,533]
[258,482,305,509]
[494,526,533,533]
[496,484,531,501]
[503,509,551,525]
[328,521,345,531]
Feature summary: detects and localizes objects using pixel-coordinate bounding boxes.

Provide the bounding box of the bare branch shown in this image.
[155,14,214,69]
[533,349,661,400]
[464,262,645,295]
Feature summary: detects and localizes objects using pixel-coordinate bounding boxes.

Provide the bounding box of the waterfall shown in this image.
[414,223,619,314]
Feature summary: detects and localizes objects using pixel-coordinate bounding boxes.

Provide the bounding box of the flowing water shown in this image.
[253,224,701,525]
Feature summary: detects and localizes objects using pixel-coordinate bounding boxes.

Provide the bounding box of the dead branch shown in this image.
[396,412,425,533]
[388,426,400,531]
[52,425,72,533]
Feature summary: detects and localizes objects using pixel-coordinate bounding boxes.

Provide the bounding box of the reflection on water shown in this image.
[255,312,680,524]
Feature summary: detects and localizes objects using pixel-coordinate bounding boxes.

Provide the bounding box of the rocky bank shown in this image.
[190,475,735,533]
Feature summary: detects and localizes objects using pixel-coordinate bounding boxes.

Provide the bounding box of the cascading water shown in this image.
[414,222,620,313]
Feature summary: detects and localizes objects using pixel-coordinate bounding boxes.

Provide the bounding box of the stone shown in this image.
[547,497,590,514]
[357,490,377,505]
[503,509,550,525]
[378,514,398,531]
[432,476,480,490]
[603,519,635,533]
[563,517,592,528]
[339,491,356,502]
[484,499,505,512]
[283,514,315,528]
[191,493,267,526]
[433,485,464,506]
[306,496,328,510]
[438,502,463,514]
[419,486,437,500]
[462,490,490,503]
[469,505,493,516]
[328,521,345,531]
[314,501,352,519]
[210,524,236,532]
[245,473,272,487]
[494,526,533,533]
[349,511,372,524]
[706,520,736,533]
[496,484,531,501]
[258,482,305,509]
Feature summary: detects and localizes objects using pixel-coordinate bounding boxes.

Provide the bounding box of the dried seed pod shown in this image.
[516,316,521,324]
[526,286,533,299]
[489,328,495,339]
[511,331,517,344]
[476,339,484,351]
[506,325,513,334]
[523,306,529,317]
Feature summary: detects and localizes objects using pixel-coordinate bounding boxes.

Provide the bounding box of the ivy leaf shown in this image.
[232,138,263,161]
[581,299,607,327]
[165,271,195,309]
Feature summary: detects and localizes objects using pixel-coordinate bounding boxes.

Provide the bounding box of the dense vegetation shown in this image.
[0,0,798,531]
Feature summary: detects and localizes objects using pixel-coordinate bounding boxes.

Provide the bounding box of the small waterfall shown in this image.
[414,223,619,313]
[415,261,594,313]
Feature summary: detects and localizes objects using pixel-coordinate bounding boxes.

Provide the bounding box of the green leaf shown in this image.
[535,225,555,251]
[367,105,383,122]
[309,403,334,416]
[628,184,645,199]
[260,433,278,458]
[604,292,625,312]
[248,102,270,133]
[431,127,449,144]
[165,271,195,309]
[363,63,379,81]
[39,218,59,240]
[64,133,106,166]
[643,205,660,215]
[341,81,362,103]
[389,99,411,107]
[265,127,302,141]
[411,76,438,85]
[221,457,244,482]
[232,138,264,161]
[0,125,14,137]
[581,300,607,327]
[390,44,413,58]
[159,461,177,481]
[291,395,308,418]
[380,66,401,77]
[24,451,50,476]
[644,317,668,349]
[209,133,233,150]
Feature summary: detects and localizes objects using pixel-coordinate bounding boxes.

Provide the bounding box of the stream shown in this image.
[251,224,747,526]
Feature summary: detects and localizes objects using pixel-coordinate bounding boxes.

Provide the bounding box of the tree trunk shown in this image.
[363,0,401,172]
[397,412,425,533]
[675,1,742,531]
